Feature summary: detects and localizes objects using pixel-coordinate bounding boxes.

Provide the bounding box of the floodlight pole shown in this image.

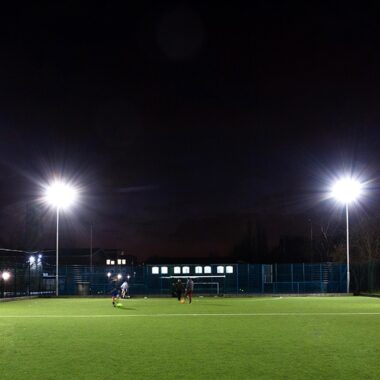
[90,223,93,272]
[345,203,350,294]
[56,207,60,297]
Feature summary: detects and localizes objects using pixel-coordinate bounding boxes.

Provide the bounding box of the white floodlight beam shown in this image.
[331,177,362,204]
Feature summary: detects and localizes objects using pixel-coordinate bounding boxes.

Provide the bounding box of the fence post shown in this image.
[236,264,239,295]
[303,263,305,282]
[291,264,293,291]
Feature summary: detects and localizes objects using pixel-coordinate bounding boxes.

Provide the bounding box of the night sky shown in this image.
[1,2,380,259]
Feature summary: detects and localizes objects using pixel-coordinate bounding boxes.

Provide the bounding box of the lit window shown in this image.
[204,266,212,274]
[226,266,233,274]
[117,259,122,265]
[121,259,126,265]
[195,266,203,274]
[152,267,159,274]
[183,266,190,274]
[106,259,111,265]
[161,266,168,274]
[217,266,224,274]
[110,260,115,265]
[174,267,181,274]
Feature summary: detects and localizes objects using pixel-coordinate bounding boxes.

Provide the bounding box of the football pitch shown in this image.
[1,296,380,379]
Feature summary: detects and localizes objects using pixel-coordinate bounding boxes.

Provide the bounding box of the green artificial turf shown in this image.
[1,296,380,379]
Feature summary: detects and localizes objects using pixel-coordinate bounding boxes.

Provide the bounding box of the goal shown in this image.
[194,282,220,295]
[161,275,226,296]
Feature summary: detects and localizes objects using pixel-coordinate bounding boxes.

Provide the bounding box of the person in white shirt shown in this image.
[120,281,129,298]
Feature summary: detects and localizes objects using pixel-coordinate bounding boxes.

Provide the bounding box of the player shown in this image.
[111,288,120,307]
[185,277,194,304]
[175,279,184,301]
[120,280,129,299]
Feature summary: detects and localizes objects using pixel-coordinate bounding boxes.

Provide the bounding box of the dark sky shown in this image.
[1,1,380,259]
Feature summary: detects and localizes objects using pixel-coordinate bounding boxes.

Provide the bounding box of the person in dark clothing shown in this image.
[111,288,119,307]
[185,277,194,304]
[175,279,184,301]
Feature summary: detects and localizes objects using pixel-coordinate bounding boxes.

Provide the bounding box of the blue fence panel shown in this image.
[1,262,350,297]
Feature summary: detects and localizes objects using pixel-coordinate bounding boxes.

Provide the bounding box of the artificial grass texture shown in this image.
[1,296,380,379]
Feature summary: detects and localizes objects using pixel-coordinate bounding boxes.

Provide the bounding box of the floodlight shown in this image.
[2,271,10,281]
[117,274,122,280]
[331,177,362,204]
[29,256,35,264]
[45,181,77,209]
[107,272,112,278]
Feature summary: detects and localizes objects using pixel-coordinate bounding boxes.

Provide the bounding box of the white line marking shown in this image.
[1,312,380,318]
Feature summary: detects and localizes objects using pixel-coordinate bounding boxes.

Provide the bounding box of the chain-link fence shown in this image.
[351,261,380,294]
[0,262,354,297]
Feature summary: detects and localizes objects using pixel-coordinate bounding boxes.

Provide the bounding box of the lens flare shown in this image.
[44,181,78,209]
[331,177,362,204]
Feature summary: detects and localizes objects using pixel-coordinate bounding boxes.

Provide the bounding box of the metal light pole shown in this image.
[44,180,78,297]
[56,207,60,296]
[331,177,362,294]
[90,223,93,272]
[345,203,350,294]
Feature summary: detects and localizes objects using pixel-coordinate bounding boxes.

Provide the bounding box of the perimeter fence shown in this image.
[0,262,355,297]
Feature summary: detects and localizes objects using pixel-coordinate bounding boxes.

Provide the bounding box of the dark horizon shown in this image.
[1,2,380,261]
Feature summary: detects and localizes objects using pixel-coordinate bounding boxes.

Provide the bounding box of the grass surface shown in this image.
[1,296,380,379]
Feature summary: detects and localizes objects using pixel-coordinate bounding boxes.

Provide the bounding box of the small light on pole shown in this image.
[2,271,11,281]
[331,177,363,293]
[44,180,78,297]
[1,271,10,298]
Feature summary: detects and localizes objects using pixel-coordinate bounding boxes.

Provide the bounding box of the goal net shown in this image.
[194,282,220,295]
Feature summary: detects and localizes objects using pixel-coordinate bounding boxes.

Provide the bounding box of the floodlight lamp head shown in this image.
[45,181,77,209]
[331,177,362,204]
[2,271,11,281]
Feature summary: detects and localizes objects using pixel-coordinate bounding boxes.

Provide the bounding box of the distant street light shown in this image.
[2,271,10,281]
[331,177,363,293]
[44,180,78,296]
[1,271,11,298]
